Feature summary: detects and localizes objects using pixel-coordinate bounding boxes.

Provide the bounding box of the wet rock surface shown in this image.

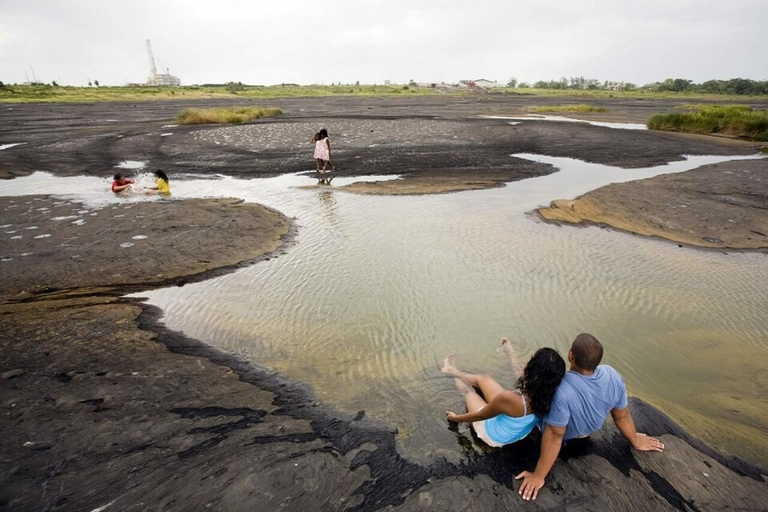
[1,296,766,512]
[1,96,762,188]
[538,158,768,250]
[1,196,766,511]
[0,196,291,299]
[2,97,768,510]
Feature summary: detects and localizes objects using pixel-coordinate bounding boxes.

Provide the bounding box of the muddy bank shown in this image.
[0,196,290,299]
[2,296,767,511]
[1,96,763,196]
[2,196,767,511]
[538,158,768,250]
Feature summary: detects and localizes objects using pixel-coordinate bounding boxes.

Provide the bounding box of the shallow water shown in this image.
[115,160,147,170]
[0,143,27,151]
[482,115,648,130]
[1,154,766,466]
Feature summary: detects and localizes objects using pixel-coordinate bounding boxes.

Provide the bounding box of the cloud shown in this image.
[0,0,765,86]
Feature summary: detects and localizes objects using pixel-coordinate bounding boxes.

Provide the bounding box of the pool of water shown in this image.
[2,154,766,466]
[481,115,648,130]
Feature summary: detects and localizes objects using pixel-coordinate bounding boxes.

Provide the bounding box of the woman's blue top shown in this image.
[484,389,538,445]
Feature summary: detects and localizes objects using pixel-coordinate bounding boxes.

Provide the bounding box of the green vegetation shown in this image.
[506,76,768,96]
[2,78,768,105]
[177,106,283,125]
[530,77,636,91]
[529,104,607,113]
[0,83,449,104]
[648,105,768,141]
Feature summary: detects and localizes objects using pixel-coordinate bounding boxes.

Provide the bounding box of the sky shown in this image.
[0,0,766,87]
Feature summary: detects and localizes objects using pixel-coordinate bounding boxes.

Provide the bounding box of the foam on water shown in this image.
[115,160,147,170]
[0,143,27,151]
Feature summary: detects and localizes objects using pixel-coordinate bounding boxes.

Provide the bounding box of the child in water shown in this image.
[147,169,171,196]
[112,173,134,194]
[312,129,337,174]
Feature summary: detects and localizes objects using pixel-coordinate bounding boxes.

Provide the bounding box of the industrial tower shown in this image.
[145,39,180,87]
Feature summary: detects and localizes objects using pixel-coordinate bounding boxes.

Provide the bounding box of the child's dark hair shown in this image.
[155,169,169,182]
[318,128,328,140]
[114,173,124,181]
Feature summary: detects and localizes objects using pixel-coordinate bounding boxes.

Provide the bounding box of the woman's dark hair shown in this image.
[318,128,328,139]
[517,348,565,415]
[155,169,169,182]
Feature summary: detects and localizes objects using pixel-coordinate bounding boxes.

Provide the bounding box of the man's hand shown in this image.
[515,471,545,501]
[632,433,665,452]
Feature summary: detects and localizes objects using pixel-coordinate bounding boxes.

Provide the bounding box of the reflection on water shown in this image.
[482,115,648,130]
[2,155,766,466]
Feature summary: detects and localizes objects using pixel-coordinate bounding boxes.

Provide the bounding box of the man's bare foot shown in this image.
[441,354,458,375]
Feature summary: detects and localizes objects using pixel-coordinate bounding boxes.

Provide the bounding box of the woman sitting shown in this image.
[443,339,565,447]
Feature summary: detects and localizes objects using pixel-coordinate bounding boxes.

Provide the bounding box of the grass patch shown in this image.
[528,104,608,113]
[647,105,768,141]
[3,84,768,105]
[177,106,282,125]
[0,84,450,104]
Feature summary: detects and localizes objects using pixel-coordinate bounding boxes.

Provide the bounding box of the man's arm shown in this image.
[515,423,565,501]
[611,407,665,452]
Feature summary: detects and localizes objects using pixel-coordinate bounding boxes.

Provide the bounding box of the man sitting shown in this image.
[516,333,665,500]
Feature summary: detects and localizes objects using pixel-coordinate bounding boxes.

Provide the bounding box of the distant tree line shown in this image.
[645,78,768,95]
[507,76,768,95]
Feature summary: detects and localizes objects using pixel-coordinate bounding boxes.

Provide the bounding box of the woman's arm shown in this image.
[447,390,523,423]
[326,138,331,157]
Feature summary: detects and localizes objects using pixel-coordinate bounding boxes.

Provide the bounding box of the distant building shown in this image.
[145,40,180,87]
[459,79,500,89]
[147,68,181,87]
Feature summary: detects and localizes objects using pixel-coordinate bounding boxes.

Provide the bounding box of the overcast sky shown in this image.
[1,0,765,86]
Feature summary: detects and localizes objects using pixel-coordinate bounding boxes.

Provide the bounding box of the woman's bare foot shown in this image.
[498,337,515,357]
[441,354,458,375]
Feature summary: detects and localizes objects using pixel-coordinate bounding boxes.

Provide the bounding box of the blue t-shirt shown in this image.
[543,365,628,441]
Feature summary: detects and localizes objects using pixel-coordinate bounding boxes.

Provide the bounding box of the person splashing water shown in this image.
[147,169,171,196]
[111,173,134,194]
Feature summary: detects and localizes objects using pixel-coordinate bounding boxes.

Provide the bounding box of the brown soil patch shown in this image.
[538,158,768,250]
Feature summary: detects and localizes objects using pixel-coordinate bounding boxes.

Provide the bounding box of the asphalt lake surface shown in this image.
[2,150,765,467]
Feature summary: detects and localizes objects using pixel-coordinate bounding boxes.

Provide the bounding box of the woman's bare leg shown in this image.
[499,337,523,381]
[453,375,488,413]
[442,355,506,402]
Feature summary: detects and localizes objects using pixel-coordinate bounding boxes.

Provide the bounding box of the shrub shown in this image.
[529,104,608,113]
[177,106,282,125]
[648,105,768,141]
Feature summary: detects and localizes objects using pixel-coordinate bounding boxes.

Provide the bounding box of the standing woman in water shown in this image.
[443,339,565,447]
[312,128,337,174]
